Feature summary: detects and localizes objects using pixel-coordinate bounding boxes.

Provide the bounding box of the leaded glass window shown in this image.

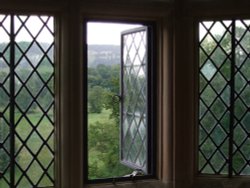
[198,19,250,176]
[121,27,149,173]
[0,14,55,187]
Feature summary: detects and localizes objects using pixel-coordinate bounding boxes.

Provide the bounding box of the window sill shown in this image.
[84,179,167,188]
[194,176,250,188]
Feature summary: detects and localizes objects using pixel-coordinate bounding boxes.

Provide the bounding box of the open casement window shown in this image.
[0,14,55,187]
[120,26,152,174]
[87,22,155,181]
[198,19,250,176]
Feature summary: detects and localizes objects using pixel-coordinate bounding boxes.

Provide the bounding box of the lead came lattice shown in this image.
[199,19,250,176]
[121,27,148,173]
[0,14,55,187]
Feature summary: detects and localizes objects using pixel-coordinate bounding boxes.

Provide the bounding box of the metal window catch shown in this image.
[123,169,144,178]
[112,94,122,103]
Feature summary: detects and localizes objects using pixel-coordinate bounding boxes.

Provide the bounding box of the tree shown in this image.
[88,67,101,87]
[88,86,105,113]
[0,71,9,111]
[103,65,120,122]
[87,63,134,178]
[0,119,9,174]
[88,121,131,179]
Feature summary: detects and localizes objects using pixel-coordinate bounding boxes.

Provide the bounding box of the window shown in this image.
[86,21,156,182]
[0,14,55,187]
[198,19,250,176]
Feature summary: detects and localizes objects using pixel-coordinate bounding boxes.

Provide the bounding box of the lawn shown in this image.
[1,109,113,186]
[88,109,115,125]
[0,108,127,186]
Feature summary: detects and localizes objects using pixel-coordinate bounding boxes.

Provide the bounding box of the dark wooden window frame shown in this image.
[83,19,157,184]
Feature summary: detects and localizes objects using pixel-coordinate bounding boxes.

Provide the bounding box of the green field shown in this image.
[0,112,54,187]
[1,108,130,186]
[88,109,114,125]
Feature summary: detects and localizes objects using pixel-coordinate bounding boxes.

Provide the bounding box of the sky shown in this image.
[0,18,142,45]
[0,15,54,43]
[87,22,142,45]
[1,17,250,44]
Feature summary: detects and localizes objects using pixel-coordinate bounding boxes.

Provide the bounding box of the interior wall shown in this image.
[1,1,250,188]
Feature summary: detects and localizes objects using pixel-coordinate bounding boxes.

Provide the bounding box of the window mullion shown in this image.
[9,14,16,188]
[229,19,236,178]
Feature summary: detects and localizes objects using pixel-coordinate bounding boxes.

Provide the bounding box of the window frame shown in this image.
[192,6,250,188]
[0,12,58,188]
[83,19,158,184]
[0,1,173,188]
[197,18,250,177]
[6,1,250,188]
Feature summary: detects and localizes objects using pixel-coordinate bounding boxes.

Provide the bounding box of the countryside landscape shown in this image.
[87,44,133,179]
[0,42,132,187]
[0,41,55,187]
[1,21,250,187]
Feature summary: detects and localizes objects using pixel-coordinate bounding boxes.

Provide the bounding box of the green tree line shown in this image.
[88,64,132,179]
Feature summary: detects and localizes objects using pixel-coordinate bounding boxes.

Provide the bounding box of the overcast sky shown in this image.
[87,22,142,45]
[0,20,142,44]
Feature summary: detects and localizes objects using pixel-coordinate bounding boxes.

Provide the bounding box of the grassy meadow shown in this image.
[0,111,54,187]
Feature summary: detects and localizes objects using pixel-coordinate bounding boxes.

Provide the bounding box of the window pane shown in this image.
[198,21,232,175]
[233,19,250,175]
[0,14,55,187]
[121,27,148,173]
[0,15,11,187]
[199,19,250,176]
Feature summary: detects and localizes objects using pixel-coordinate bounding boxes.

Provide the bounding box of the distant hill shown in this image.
[0,42,53,69]
[0,42,120,68]
[88,45,120,67]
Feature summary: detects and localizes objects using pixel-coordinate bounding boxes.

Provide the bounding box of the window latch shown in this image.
[112,94,122,103]
[123,169,144,178]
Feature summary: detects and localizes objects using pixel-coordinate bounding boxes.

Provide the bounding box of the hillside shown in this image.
[88,45,120,67]
[0,42,120,68]
[0,42,53,68]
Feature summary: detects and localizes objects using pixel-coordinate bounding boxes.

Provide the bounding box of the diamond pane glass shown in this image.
[0,14,54,188]
[121,27,148,173]
[199,19,250,176]
[233,19,250,175]
[14,15,55,187]
[0,14,11,187]
[198,21,232,175]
